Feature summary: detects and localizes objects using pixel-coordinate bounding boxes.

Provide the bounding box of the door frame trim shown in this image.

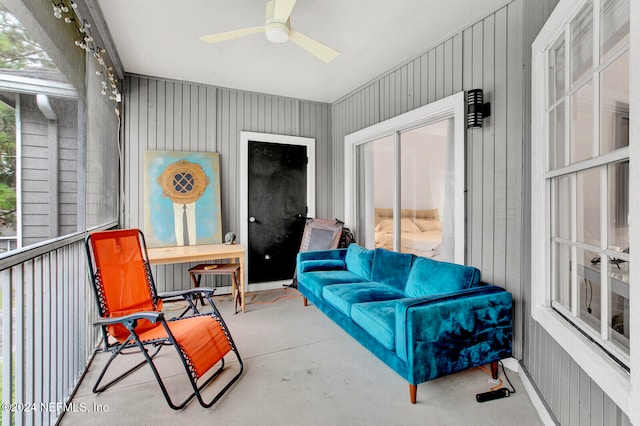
[239,131,316,290]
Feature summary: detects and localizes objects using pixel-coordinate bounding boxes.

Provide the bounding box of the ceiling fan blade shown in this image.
[273,0,297,22]
[289,29,340,63]
[199,26,264,44]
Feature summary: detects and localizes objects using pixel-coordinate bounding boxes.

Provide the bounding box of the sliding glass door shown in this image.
[400,121,452,259]
[355,135,393,250]
[354,120,452,260]
[345,92,465,263]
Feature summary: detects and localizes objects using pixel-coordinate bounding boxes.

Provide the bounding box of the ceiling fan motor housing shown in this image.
[265,0,290,43]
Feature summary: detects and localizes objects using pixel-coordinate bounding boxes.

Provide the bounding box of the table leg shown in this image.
[238,257,245,313]
[232,270,240,314]
[230,271,237,312]
[189,271,205,306]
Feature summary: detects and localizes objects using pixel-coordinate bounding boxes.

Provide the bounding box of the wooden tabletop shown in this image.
[147,243,246,265]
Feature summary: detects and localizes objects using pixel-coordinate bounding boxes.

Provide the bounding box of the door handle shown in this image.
[249,216,256,223]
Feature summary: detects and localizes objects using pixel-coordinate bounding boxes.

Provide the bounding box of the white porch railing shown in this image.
[0,229,106,426]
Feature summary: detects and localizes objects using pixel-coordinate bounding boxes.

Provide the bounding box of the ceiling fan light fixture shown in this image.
[265,21,290,43]
[199,0,340,63]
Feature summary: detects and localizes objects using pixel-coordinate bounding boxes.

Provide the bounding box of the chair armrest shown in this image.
[395,285,513,380]
[158,288,215,300]
[94,311,164,327]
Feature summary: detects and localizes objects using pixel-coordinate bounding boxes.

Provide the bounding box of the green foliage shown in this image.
[0,181,15,226]
[0,101,15,231]
[0,5,56,69]
[0,101,15,186]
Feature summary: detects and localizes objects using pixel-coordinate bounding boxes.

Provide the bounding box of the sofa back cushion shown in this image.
[404,257,481,297]
[371,248,415,291]
[344,243,374,280]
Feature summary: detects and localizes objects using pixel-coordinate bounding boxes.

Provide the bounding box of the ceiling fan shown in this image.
[198,0,340,63]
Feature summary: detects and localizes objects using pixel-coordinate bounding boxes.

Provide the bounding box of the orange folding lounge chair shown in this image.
[85,229,243,410]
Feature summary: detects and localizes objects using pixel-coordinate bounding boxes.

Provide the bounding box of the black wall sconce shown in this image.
[467,89,491,128]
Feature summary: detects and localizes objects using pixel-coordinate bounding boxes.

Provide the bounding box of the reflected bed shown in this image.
[373,208,442,258]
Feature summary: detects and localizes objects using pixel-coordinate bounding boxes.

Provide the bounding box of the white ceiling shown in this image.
[97,0,510,103]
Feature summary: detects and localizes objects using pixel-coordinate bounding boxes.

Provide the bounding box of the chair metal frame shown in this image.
[85,229,243,410]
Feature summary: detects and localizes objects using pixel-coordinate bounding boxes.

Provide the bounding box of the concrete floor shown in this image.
[60,288,545,426]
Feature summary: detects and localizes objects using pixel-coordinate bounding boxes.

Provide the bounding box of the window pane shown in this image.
[0,100,17,253]
[356,136,393,249]
[577,168,600,246]
[86,59,119,228]
[609,260,629,352]
[608,160,629,251]
[571,1,593,84]
[600,51,629,155]
[600,0,629,62]
[0,9,80,250]
[571,81,594,163]
[549,36,565,106]
[399,121,447,260]
[553,176,572,240]
[578,248,602,330]
[554,242,572,310]
[549,103,566,170]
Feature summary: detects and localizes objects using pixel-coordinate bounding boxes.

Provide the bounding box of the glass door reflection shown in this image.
[355,119,453,262]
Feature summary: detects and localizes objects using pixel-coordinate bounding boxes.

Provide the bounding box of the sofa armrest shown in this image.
[298,259,346,272]
[297,249,348,273]
[297,248,347,263]
[395,285,513,381]
[297,249,347,272]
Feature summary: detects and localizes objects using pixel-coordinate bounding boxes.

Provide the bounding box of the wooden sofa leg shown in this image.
[409,384,417,404]
[491,360,499,380]
[303,296,308,306]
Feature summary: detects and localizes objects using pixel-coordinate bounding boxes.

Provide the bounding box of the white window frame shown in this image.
[531,0,639,420]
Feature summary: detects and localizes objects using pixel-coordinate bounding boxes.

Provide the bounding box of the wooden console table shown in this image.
[147,243,246,313]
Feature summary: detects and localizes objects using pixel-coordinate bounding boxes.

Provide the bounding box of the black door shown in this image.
[248,141,308,283]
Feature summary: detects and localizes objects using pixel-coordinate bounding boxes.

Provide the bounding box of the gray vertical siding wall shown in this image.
[331,0,630,424]
[122,75,332,292]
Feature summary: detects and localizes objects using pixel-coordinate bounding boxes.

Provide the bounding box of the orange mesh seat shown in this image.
[138,316,232,379]
[85,229,243,409]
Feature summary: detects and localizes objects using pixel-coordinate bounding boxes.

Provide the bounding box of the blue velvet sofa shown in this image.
[296,243,513,403]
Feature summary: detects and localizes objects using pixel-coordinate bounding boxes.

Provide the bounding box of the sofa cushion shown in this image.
[404,257,481,298]
[323,282,406,317]
[299,259,345,273]
[351,300,407,351]
[344,243,374,280]
[371,248,414,291]
[298,270,370,299]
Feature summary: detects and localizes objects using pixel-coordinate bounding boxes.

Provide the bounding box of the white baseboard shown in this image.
[504,358,556,426]
[212,280,292,296]
[247,280,292,292]
[501,357,520,373]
